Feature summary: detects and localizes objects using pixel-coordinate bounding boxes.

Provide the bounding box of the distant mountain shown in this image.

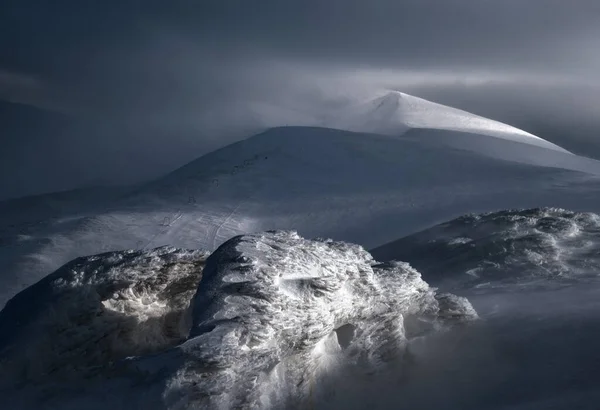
[0,100,208,201]
[0,100,81,200]
[0,99,67,127]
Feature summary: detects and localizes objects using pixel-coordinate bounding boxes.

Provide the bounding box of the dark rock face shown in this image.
[0,246,209,388]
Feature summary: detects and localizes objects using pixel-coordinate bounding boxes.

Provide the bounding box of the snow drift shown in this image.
[0,231,477,410]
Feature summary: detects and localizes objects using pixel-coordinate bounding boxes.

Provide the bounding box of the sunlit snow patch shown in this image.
[158,231,478,409]
[330,90,571,153]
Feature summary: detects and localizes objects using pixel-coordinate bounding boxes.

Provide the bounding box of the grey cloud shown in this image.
[2,0,600,199]
[6,0,600,116]
[176,0,600,72]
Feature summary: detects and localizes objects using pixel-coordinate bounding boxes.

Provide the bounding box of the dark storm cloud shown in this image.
[4,0,600,111]
[1,0,600,199]
[186,0,600,72]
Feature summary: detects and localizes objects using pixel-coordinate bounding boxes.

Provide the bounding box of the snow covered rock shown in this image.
[371,207,600,292]
[0,246,209,389]
[0,231,477,410]
[160,231,478,409]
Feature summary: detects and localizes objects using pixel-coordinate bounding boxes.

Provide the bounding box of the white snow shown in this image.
[5,87,600,409]
[371,207,600,292]
[0,231,477,409]
[0,246,209,392]
[2,90,600,311]
[328,91,570,154]
[5,86,600,410]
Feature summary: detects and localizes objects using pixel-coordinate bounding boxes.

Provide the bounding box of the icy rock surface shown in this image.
[0,246,209,389]
[0,231,477,410]
[161,231,478,409]
[371,207,600,292]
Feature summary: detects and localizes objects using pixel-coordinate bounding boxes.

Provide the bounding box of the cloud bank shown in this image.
[1,0,600,199]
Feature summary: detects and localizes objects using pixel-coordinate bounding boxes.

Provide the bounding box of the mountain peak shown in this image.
[372,91,403,110]
[328,90,571,154]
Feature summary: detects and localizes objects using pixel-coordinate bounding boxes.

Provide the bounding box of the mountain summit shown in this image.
[328,91,570,153]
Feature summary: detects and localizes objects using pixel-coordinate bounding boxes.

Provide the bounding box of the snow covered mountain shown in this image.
[3,91,600,309]
[5,89,600,409]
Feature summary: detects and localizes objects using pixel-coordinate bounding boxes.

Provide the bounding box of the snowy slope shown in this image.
[3,91,600,308]
[191,90,572,160]
[371,207,600,292]
[5,90,600,410]
[1,125,599,309]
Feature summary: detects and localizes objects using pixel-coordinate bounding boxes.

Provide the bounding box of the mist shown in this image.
[307,284,600,410]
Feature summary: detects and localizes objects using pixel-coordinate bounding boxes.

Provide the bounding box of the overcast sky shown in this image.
[2,0,600,199]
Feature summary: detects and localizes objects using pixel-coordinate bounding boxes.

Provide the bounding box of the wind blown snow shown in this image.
[329,91,569,153]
